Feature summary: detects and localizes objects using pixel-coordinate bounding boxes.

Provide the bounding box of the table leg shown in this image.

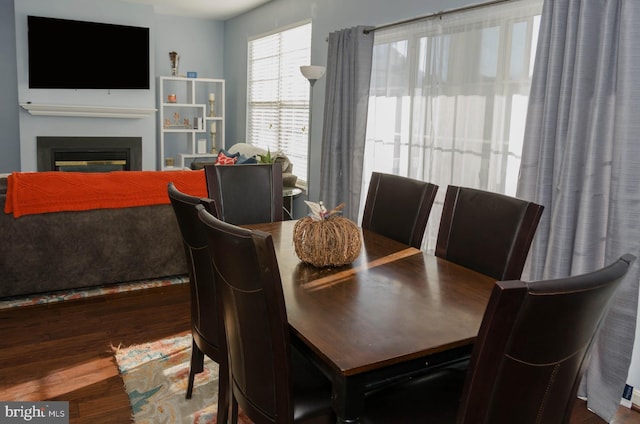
[282,187,302,220]
[283,197,294,220]
[332,374,365,423]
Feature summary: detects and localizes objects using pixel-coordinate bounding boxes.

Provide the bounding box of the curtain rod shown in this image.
[363,0,513,34]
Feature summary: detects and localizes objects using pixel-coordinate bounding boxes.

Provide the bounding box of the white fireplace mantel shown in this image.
[20,103,157,119]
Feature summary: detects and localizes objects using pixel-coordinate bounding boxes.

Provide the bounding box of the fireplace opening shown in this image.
[37,137,142,172]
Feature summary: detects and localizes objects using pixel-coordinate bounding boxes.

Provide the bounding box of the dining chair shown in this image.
[197,206,335,424]
[436,185,544,280]
[167,182,229,423]
[361,253,635,424]
[204,162,284,225]
[361,172,438,248]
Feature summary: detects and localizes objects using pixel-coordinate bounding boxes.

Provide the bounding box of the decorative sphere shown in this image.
[293,216,362,267]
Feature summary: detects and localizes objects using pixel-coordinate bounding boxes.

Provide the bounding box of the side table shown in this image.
[283,187,303,220]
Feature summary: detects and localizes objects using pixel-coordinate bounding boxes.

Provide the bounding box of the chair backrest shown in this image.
[197,206,295,424]
[435,185,544,280]
[167,182,223,356]
[361,172,439,248]
[458,254,635,424]
[204,162,284,225]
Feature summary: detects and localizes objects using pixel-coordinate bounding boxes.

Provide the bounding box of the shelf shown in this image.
[20,103,157,119]
[159,76,224,170]
[179,153,218,159]
[162,103,198,107]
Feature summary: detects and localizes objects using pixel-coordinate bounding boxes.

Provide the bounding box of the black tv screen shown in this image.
[28,16,150,89]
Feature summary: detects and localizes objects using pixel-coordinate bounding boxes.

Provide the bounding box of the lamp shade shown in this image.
[300,65,326,81]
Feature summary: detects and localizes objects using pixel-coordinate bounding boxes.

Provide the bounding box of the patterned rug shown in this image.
[113,333,252,424]
[0,275,188,310]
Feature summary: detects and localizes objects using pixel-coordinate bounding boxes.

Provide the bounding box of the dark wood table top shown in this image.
[248,220,496,377]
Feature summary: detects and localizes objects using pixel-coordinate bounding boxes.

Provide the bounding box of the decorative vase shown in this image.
[293,216,362,267]
[169,51,179,76]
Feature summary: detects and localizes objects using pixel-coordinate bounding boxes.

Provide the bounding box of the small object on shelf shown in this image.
[197,139,207,154]
[210,122,217,153]
[208,93,216,117]
[187,71,197,78]
[165,157,175,168]
[169,51,179,76]
[167,94,177,103]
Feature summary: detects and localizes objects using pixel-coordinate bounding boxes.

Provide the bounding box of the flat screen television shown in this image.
[28,15,150,89]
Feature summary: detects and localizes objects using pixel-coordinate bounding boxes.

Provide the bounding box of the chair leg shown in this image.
[216,354,230,424]
[230,397,239,424]
[186,339,205,399]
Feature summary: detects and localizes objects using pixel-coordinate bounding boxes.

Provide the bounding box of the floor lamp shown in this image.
[300,65,326,195]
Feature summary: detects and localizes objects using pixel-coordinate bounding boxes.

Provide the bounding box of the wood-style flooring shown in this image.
[0,282,638,423]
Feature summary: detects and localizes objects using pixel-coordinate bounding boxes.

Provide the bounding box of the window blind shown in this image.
[247,22,311,185]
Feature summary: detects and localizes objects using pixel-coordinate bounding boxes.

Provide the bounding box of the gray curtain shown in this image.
[517,0,640,420]
[319,26,374,221]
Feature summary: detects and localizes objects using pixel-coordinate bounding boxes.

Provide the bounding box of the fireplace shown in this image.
[37,137,142,172]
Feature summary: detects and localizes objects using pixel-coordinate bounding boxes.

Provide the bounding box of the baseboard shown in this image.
[632,389,640,412]
[0,275,188,310]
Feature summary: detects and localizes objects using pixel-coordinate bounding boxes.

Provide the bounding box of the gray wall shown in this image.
[0,0,20,173]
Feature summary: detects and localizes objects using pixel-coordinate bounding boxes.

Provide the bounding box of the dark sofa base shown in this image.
[1,178,187,298]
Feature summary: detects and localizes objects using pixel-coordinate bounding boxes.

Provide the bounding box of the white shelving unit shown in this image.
[158,76,225,170]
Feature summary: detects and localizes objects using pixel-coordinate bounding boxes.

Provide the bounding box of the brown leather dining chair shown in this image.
[204,162,284,225]
[361,172,438,248]
[167,182,229,424]
[436,185,544,280]
[197,206,335,424]
[361,253,635,424]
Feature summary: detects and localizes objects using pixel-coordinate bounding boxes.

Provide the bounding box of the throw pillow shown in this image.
[216,151,238,165]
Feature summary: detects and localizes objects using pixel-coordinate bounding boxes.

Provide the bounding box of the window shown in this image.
[361,0,542,251]
[247,22,311,186]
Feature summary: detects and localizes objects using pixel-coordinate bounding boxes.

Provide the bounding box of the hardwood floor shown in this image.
[0,282,638,423]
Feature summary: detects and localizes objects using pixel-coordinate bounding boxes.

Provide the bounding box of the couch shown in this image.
[190,143,299,187]
[0,173,192,299]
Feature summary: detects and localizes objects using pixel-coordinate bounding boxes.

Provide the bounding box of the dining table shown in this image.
[247,219,496,424]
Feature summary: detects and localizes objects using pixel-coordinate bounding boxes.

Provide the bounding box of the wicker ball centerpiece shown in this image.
[293,201,362,267]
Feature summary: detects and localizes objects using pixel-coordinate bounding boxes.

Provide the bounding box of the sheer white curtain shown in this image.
[360,0,542,252]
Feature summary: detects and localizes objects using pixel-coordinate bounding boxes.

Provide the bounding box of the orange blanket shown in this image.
[4,170,208,218]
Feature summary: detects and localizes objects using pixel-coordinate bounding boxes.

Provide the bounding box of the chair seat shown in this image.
[291,346,334,422]
[293,388,334,423]
[362,368,465,424]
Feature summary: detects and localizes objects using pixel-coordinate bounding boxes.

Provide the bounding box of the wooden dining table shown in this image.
[247,220,496,424]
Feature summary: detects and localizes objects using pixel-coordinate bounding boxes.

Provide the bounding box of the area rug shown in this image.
[0,275,189,310]
[113,333,252,424]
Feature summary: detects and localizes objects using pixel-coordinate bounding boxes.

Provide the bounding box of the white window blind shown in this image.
[247,22,311,185]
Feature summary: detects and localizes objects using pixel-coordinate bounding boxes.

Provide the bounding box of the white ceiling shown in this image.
[122,0,273,20]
